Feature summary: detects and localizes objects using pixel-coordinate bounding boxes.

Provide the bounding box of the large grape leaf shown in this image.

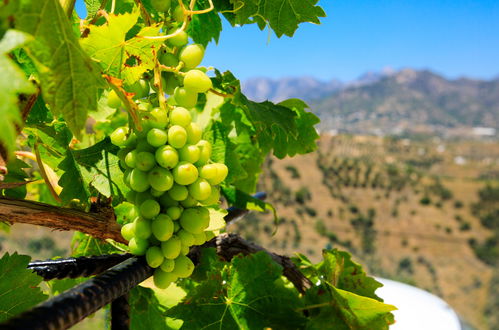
[129,287,169,330]
[58,137,125,205]
[0,253,47,322]
[217,0,326,37]
[83,0,102,18]
[81,10,164,85]
[13,0,104,137]
[167,252,305,329]
[0,30,34,156]
[188,0,223,46]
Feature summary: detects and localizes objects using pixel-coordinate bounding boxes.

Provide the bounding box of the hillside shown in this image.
[228,134,499,330]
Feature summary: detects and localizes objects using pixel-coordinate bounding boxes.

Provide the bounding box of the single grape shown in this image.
[128,237,148,255]
[173,6,185,23]
[159,192,179,208]
[153,268,176,289]
[180,207,209,234]
[107,90,122,109]
[134,217,152,239]
[168,183,188,201]
[161,235,182,259]
[123,169,132,187]
[168,125,188,149]
[152,214,174,241]
[192,231,207,245]
[199,186,220,205]
[160,258,175,272]
[183,70,212,93]
[149,107,168,129]
[140,199,160,219]
[155,145,179,169]
[121,222,135,241]
[180,195,198,208]
[180,244,190,255]
[166,206,182,220]
[177,229,194,247]
[188,178,212,201]
[207,163,228,185]
[179,44,204,70]
[129,169,150,192]
[186,123,202,144]
[195,140,212,166]
[159,52,179,67]
[147,128,167,147]
[199,164,217,179]
[167,28,188,47]
[150,187,164,197]
[146,246,164,268]
[170,107,192,127]
[110,127,129,146]
[148,166,174,191]
[135,151,156,171]
[172,255,195,278]
[173,87,198,108]
[125,150,138,168]
[135,191,154,206]
[151,0,171,12]
[179,144,200,163]
[129,79,149,99]
[173,161,198,185]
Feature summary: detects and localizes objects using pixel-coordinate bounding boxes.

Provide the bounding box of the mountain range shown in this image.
[242,69,499,137]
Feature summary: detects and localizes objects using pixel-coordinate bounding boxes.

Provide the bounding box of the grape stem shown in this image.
[209,88,234,98]
[133,0,153,26]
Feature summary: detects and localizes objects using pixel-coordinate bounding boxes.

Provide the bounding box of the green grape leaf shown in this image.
[58,138,125,205]
[1,159,31,199]
[220,0,325,37]
[188,0,223,46]
[206,206,228,231]
[81,10,164,85]
[168,252,305,329]
[0,30,34,156]
[83,0,103,18]
[14,0,104,137]
[129,286,169,330]
[0,253,47,322]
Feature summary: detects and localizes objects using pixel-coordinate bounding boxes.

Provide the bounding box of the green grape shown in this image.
[207,163,228,185]
[121,222,135,241]
[107,90,122,108]
[160,258,175,272]
[186,123,202,144]
[180,195,198,208]
[153,268,176,289]
[149,107,168,129]
[147,128,168,147]
[195,140,212,166]
[168,183,188,201]
[199,186,220,205]
[135,152,156,171]
[110,127,129,146]
[148,167,174,192]
[170,107,192,127]
[173,221,180,232]
[168,125,188,149]
[128,237,148,255]
[173,255,195,278]
[152,214,174,241]
[123,169,132,187]
[159,52,179,67]
[135,191,154,206]
[192,231,206,245]
[166,206,182,220]
[173,87,198,108]
[129,79,149,99]
[179,44,204,70]
[183,70,212,93]
[146,246,164,268]
[205,230,216,241]
[159,192,179,207]
[173,161,198,185]
[173,6,185,23]
[161,235,182,259]
[150,187,164,197]
[188,178,212,201]
[151,0,171,12]
[179,145,200,163]
[180,207,209,234]
[199,164,217,179]
[135,139,156,153]
[129,169,150,192]
[155,145,179,169]
[125,150,138,168]
[134,217,152,239]
[177,229,194,247]
[126,190,137,203]
[167,28,188,47]
[140,199,160,219]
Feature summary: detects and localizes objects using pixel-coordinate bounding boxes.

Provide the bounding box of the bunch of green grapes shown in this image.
[108,3,228,289]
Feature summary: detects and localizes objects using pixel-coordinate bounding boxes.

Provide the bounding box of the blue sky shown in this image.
[76,0,499,82]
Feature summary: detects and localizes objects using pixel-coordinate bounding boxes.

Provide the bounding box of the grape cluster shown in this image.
[109,4,228,289]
